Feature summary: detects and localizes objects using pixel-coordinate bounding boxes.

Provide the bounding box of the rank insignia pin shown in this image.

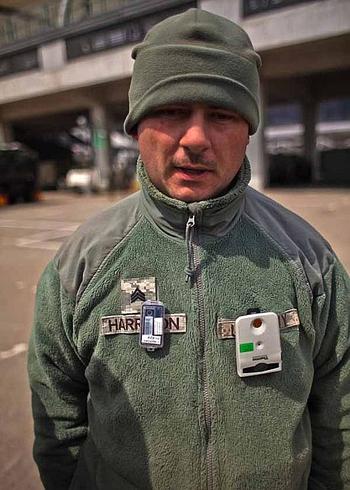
[121,277,157,314]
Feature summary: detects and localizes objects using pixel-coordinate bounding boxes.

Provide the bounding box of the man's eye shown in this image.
[210,111,238,123]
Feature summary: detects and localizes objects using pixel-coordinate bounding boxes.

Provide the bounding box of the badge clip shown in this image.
[235,312,282,377]
[139,300,165,352]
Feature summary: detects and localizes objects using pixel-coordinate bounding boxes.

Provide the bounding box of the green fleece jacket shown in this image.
[28,158,350,490]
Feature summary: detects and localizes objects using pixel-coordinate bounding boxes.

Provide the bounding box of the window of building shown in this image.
[266,103,302,126]
[318,98,350,122]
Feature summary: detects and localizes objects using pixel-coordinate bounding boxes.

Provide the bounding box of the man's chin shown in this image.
[166,186,216,203]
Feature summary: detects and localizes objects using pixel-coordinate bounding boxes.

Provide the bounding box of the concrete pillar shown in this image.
[246,84,267,190]
[0,121,14,144]
[90,104,112,190]
[246,122,266,190]
[302,98,318,183]
[39,40,66,71]
[199,0,241,22]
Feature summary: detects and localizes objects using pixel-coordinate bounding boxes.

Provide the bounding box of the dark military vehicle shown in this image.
[0,143,39,204]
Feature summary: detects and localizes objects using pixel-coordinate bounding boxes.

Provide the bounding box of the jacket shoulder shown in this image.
[244,186,335,297]
[55,191,142,299]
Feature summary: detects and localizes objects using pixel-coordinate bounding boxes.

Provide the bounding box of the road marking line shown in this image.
[16,229,77,250]
[0,219,80,250]
[2,455,21,474]
[0,219,80,231]
[0,343,28,361]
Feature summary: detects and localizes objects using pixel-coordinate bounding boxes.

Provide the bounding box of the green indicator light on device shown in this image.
[239,342,254,353]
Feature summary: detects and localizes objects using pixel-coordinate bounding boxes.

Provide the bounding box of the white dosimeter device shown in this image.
[235,311,282,377]
[140,300,165,351]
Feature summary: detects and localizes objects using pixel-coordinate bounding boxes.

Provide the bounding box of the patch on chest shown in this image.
[101,313,187,336]
[217,308,300,339]
[121,277,157,314]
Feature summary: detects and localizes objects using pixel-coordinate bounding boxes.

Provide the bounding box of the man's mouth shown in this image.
[174,166,211,175]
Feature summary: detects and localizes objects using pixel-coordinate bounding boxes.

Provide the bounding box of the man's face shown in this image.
[136,103,249,202]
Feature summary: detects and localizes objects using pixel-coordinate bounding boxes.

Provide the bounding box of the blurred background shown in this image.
[0,0,349,488]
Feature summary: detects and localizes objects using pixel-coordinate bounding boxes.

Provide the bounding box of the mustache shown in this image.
[172,152,215,169]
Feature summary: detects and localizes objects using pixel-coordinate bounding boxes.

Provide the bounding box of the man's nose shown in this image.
[179,113,210,153]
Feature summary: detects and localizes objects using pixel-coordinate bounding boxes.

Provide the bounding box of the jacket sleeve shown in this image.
[309,257,350,489]
[28,260,88,490]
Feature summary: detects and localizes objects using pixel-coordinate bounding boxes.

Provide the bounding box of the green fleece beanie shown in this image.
[124,8,261,135]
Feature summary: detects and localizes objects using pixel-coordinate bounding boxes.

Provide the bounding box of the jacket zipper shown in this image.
[186,213,214,490]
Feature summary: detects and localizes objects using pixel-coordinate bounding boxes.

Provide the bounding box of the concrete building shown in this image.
[0,0,349,188]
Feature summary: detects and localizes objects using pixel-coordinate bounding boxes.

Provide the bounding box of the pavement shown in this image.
[0,186,348,489]
[265,188,350,271]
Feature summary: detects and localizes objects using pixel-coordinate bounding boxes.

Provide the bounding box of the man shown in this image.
[28,8,350,490]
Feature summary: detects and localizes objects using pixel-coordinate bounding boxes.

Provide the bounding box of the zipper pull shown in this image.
[185,214,196,283]
[186,215,195,231]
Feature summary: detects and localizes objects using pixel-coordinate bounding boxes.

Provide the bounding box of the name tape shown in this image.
[217,309,300,340]
[101,313,186,336]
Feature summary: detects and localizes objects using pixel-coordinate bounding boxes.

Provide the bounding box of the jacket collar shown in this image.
[139,156,250,240]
